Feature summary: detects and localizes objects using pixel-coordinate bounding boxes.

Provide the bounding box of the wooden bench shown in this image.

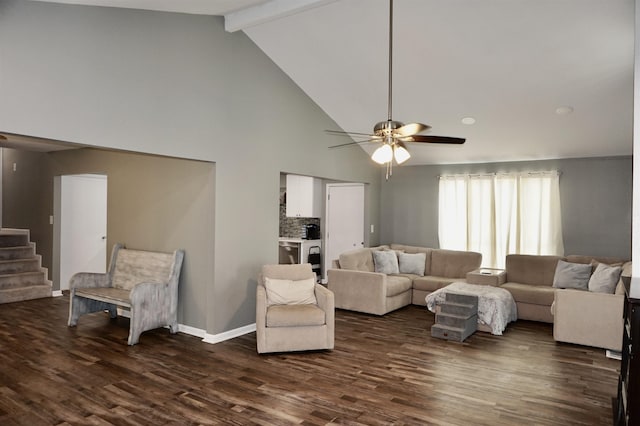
[68,243,185,345]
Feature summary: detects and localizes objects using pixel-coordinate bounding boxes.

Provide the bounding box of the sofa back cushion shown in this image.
[430,249,482,278]
[339,248,375,272]
[565,255,628,265]
[505,254,562,286]
[390,244,432,274]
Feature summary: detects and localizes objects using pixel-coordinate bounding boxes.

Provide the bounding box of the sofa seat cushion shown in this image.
[501,282,556,306]
[266,304,325,327]
[386,275,413,297]
[412,276,456,292]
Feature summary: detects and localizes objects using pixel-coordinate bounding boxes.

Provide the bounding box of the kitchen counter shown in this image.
[278,237,307,243]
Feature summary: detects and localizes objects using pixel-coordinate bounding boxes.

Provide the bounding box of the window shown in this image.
[438,171,564,268]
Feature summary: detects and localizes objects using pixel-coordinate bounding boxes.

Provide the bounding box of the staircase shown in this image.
[0,229,52,304]
[431,292,478,342]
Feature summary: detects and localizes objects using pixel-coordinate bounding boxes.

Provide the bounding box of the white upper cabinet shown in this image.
[286,174,322,218]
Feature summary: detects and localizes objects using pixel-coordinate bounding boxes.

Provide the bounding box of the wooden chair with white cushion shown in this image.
[256,264,334,354]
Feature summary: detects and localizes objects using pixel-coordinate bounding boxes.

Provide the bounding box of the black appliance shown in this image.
[304,224,320,240]
[308,246,321,279]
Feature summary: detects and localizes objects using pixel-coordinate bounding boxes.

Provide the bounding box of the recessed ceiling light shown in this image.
[461,117,476,125]
[555,106,574,115]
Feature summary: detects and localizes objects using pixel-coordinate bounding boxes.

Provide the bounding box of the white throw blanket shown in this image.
[425,282,517,335]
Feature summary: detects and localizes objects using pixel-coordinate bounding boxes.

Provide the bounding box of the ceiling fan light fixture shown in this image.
[372,143,393,164]
[393,144,411,164]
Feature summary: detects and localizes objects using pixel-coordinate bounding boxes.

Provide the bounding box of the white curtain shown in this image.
[438,171,564,268]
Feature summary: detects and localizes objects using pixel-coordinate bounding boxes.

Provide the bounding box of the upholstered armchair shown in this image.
[256,264,334,354]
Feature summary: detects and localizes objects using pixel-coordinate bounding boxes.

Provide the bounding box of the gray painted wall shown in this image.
[0,0,381,335]
[380,156,632,259]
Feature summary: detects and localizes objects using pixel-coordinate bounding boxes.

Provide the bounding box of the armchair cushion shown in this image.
[266,304,326,327]
[264,277,317,306]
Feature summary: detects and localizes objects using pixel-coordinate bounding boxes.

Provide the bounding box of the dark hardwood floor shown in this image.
[0,294,618,425]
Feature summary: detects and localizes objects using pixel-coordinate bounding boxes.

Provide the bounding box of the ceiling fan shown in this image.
[328,0,465,178]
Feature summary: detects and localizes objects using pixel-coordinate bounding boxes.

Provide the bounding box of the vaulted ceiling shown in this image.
[28,0,635,165]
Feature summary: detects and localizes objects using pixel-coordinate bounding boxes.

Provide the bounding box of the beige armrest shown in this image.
[315,284,335,342]
[256,285,267,330]
[553,289,624,351]
[327,269,387,315]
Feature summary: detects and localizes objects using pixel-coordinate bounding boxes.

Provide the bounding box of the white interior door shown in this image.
[59,174,107,290]
[324,183,365,281]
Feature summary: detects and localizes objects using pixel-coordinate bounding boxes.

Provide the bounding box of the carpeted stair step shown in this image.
[0,257,41,274]
[0,232,30,248]
[0,271,47,290]
[445,292,480,306]
[0,245,35,261]
[436,312,478,329]
[440,301,477,317]
[0,284,52,304]
[431,323,476,342]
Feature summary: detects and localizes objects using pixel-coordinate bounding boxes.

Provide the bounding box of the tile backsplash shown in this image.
[279,199,320,238]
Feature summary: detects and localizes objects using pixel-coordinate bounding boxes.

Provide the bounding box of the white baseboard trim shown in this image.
[606,349,622,360]
[178,323,206,339]
[203,323,256,345]
[52,290,63,297]
[110,308,252,344]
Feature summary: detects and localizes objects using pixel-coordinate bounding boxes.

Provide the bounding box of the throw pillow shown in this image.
[552,260,592,290]
[264,277,317,306]
[588,262,623,294]
[397,252,426,276]
[373,250,399,274]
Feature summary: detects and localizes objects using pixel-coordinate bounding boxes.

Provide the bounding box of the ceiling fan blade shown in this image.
[325,129,379,138]
[405,135,466,144]
[395,122,431,137]
[329,139,380,149]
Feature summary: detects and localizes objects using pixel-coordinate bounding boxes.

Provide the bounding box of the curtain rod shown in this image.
[438,170,561,179]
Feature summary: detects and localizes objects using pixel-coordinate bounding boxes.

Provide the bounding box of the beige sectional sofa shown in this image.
[502,254,628,323]
[327,244,482,315]
[328,244,630,351]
